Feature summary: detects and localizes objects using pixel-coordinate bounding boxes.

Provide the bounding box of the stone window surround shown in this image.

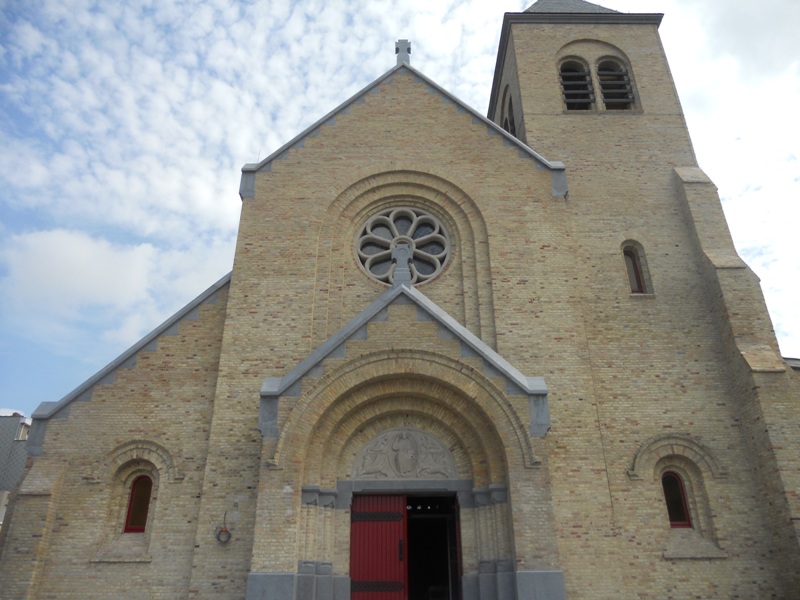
[356,206,451,286]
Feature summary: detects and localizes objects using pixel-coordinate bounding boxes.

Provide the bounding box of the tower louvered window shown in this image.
[559,61,593,110]
[598,60,634,110]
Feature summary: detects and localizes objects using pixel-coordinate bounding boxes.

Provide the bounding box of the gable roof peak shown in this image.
[525,0,620,13]
[239,61,566,200]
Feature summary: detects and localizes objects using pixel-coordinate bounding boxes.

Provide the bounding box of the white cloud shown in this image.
[0,228,234,360]
[1,230,153,315]
[692,0,800,75]
[0,0,797,419]
[602,0,799,358]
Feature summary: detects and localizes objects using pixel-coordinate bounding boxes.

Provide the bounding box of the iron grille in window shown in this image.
[560,61,593,110]
[598,61,634,110]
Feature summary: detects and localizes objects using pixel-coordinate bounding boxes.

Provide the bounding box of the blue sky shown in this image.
[1,0,798,417]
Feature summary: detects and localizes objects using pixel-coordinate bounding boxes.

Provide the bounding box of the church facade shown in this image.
[1,1,798,598]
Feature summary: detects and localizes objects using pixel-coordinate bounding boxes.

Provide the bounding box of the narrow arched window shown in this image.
[124,475,153,533]
[662,471,692,528]
[559,61,593,110]
[624,248,645,293]
[598,60,634,110]
[500,85,517,136]
[507,98,517,136]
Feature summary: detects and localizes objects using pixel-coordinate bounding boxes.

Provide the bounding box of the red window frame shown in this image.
[661,471,692,528]
[124,475,153,533]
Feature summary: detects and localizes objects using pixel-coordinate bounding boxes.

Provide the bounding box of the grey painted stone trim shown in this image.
[336,478,476,509]
[529,394,551,437]
[31,273,231,423]
[551,168,568,197]
[246,573,295,600]
[301,486,338,508]
[239,171,255,199]
[259,284,549,437]
[525,0,619,14]
[240,63,567,200]
[463,573,480,600]
[245,561,350,600]
[473,483,508,507]
[247,570,349,600]
[25,419,47,456]
[513,11,662,23]
[487,10,662,119]
[259,397,279,438]
[467,559,521,600]
[515,570,566,600]
[246,567,565,599]
[247,522,564,600]
[395,39,411,65]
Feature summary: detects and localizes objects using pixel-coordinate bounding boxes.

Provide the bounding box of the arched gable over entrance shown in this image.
[279,350,531,481]
[248,282,557,600]
[256,349,529,600]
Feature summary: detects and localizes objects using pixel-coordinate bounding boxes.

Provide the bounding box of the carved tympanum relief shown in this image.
[353,429,457,480]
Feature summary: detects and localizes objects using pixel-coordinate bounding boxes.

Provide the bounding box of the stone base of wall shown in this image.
[463,562,565,600]
[515,570,566,599]
[246,565,565,600]
[246,565,349,600]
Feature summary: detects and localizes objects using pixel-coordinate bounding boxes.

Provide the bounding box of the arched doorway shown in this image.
[350,493,460,600]
[347,427,465,600]
[248,308,555,600]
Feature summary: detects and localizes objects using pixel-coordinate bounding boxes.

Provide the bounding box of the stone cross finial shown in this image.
[391,244,412,286]
[395,39,411,65]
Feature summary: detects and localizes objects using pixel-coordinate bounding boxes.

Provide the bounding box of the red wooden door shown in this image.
[350,495,408,599]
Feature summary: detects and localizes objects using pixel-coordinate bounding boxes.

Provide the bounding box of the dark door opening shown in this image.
[407,495,460,600]
[351,494,460,600]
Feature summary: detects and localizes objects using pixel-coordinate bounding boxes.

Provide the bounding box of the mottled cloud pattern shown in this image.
[1,0,797,415]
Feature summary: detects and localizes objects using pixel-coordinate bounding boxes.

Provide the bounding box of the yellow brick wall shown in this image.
[0,287,228,599]
[493,19,800,598]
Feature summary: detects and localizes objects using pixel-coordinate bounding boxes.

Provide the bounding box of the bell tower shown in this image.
[488,0,696,172]
[485,2,800,597]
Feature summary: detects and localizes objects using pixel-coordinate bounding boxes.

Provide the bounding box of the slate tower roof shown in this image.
[525,0,620,13]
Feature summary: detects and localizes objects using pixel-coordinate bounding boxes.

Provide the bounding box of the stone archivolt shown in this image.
[628,433,727,481]
[101,438,184,483]
[274,350,536,489]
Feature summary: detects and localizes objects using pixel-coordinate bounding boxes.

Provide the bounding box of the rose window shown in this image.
[356,207,450,285]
